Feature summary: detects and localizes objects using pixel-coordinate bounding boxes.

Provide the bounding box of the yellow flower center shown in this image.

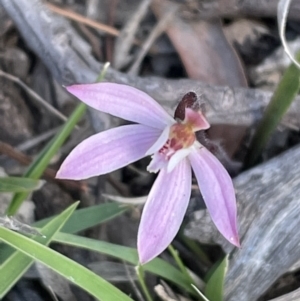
[169,123,195,150]
[158,123,196,159]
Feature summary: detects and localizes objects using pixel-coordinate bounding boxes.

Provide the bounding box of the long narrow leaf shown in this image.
[0,227,133,301]
[54,232,194,294]
[245,51,300,167]
[0,202,79,297]
[35,203,194,293]
[205,256,228,301]
[0,177,44,192]
[2,202,128,264]
[34,202,128,233]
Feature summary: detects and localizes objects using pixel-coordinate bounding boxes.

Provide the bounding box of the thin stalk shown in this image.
[135,264,153,301]
[168,245,195,285]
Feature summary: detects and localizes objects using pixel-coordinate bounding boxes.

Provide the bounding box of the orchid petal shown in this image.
[167,148,192,172]
[147,152,168,173]
[184,108,210,131]
[66,83,174,129]
[145,125,171,156]
[56,124,161,180]
[189,147,239,246]
[138,159,191,264]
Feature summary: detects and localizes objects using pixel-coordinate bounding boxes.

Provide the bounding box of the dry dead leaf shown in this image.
[152,0,247,87]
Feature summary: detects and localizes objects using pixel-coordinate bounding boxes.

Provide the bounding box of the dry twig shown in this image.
[128,4,178,75]
[0,69,70,124]
[46,2,119,37]
[113,0,152,69]
[3,0,300,132]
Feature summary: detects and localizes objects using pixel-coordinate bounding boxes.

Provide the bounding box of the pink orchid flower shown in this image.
[56,83,239,264]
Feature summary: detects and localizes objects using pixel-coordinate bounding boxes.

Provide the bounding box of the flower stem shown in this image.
[135,264,153,301]
[168,244,195,285]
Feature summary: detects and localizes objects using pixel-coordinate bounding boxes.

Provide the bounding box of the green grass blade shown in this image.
[0,243,14,264]
[34,202,128,233]
[0,202,79,297]
[54,232,194,294]
[205,256,228,301]
[0,227,133,301]
[7,103,86,215]
[1,202,128,263]
[0,177,44,192]
[245,51,300,167]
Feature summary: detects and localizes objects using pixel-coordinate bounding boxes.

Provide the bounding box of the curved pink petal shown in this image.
[66,83,174,129]
[138,159,191,264]
[184,108,210,131]
[145,126,171,156]
[189,147,239,246]
[56,124,161,180]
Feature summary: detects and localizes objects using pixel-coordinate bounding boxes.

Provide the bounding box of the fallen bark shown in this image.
[1,0,300,131]
[270,288,300,301]
[180,0,300,20]
[185,144,300,301]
